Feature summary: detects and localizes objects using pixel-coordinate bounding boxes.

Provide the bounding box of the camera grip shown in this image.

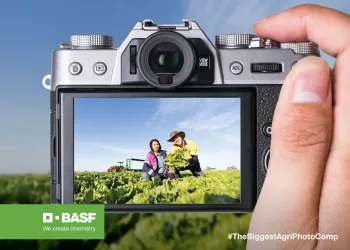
[256,85,282,199]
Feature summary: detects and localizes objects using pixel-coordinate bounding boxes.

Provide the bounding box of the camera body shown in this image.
[43,20,319,212]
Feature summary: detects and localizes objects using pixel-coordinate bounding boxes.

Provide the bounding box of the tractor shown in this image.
[125,158,144,172]
[107,159,144,172]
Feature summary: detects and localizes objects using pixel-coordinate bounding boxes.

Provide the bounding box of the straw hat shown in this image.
[167,131,185,142]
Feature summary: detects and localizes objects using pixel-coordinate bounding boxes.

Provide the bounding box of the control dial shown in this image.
[215,34,257,48]
[280,42,320,55]
[215,33,320,55]
[70,35,114,49]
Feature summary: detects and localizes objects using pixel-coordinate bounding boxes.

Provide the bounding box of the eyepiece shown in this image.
[148,42,184,74]
[137,31,195,89]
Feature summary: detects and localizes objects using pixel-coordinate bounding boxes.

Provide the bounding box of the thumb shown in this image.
[248,56,333,249]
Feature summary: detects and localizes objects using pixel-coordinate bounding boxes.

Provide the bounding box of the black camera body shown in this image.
[42,19,319,212]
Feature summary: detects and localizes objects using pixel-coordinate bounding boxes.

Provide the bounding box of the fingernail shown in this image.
[292,60,329,103]
[255,18,267,24]
[254,13,277,25]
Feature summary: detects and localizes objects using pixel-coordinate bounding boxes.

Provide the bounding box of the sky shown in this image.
[0,0,349,174]
[74,97,240,171]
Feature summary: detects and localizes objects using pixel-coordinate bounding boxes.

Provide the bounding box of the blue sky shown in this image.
[0,0,349,174]
[74,97,240,171]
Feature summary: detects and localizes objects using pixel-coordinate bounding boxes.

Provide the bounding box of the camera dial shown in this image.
[69,35,114,49]
[215,34,319,55]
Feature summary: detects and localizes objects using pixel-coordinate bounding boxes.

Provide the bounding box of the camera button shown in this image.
[262,123,272,137]
[230,61,243,75]
[94,62,107,75]
[198,56,210,71]
[264,149,270,171]
[69,62,82,75]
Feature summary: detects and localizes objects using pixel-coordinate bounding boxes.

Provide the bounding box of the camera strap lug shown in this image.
[42,74,51,90]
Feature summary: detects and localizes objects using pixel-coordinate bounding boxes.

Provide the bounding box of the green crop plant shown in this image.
[164,148,192,173]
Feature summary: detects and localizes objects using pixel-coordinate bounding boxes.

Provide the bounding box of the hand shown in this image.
[247,4,350,249]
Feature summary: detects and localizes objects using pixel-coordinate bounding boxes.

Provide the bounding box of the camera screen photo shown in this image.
[74,97,241,204]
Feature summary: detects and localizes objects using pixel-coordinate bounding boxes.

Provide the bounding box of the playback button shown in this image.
[93,62,107,75]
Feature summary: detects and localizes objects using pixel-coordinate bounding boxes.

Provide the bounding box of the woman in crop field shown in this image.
[167,131,205,178]
[141,139,174,180]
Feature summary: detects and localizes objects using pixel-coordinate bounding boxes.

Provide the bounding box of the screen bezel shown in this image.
[57,85,256,212]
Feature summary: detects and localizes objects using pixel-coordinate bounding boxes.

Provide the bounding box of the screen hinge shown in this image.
[55,104,61,120]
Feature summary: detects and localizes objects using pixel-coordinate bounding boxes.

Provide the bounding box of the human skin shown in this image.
[173,136,184,147]
[247,4,350,249]
[151,140,160,153]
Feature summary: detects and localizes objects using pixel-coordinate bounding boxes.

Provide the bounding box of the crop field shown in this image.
[0,173,250,250]
[74,170,241,204]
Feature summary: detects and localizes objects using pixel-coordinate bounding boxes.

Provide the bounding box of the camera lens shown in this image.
[137,31,196,89]
[148,42,184,74]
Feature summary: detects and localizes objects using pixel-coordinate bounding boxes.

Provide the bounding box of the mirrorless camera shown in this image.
[42,19,319,212]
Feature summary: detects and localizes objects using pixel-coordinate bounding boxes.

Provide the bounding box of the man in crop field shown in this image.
[167,131,205,178]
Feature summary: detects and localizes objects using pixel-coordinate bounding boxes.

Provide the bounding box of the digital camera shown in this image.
[42,19,320,213]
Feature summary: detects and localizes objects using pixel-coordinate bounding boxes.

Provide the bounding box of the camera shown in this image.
[42,19,319,212]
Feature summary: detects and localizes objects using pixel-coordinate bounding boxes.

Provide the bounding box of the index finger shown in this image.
[253,4,350,57]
